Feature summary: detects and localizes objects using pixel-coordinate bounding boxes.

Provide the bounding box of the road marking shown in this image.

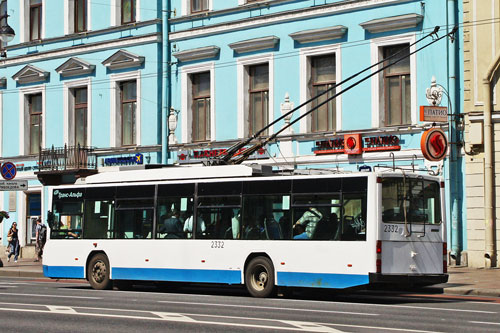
[152,312,197,323]
[0,301,438,333]
[283,321,342,332]
[47,306,78,314]
[0,292,101,299]
[277,297,496,314]
[157,300,378,316]
[469,321,500,326]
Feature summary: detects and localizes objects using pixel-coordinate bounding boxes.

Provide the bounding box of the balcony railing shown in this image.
[38,144,97,172]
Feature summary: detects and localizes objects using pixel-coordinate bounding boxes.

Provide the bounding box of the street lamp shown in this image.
[0,0,14,52]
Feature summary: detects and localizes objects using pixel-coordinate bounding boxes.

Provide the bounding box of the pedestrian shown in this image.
[7,222,20,263]
[34,218,47,262]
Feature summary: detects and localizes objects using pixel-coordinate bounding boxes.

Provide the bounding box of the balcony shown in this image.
[36,145,98,185]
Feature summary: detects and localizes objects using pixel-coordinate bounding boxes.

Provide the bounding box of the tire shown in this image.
[245,256,275,298]
[87,253,112,290]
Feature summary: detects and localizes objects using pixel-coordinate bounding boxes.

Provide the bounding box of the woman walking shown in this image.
[7,222,20,263]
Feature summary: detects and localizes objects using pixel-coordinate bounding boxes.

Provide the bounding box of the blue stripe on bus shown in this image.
[112,267,242,284]
[277,272,369,288]
[43,265,85,279]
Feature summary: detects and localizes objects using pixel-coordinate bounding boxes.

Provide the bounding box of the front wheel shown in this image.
[245,256,275,298]
[88,253,112,290]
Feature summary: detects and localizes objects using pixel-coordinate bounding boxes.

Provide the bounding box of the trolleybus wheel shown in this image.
[88,254,112,290]
[245,256,275,298]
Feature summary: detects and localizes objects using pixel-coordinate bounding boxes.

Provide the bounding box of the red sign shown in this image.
[314,134,400,155]
[421,128,448,161]
[344,134,362,155]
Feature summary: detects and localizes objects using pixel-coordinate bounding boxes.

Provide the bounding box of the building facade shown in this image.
[167,0,466,261]
[0,0,165,255]
[463,0,500,268]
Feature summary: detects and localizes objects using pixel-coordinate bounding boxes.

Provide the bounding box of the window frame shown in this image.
[119,80,137,147]
[190,0,209,14]
[121,0,136,25]
[28,93,43,155]
[73,87,88,147]
[248,63,269,136]
[74,0,87,33]
[29,0,42,41]
[299,44,341,134]
[310,54,336,133]
[370,34,417,128]
[191,72,211,143]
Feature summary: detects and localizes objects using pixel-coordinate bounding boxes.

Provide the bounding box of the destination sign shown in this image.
[0,180,28,191]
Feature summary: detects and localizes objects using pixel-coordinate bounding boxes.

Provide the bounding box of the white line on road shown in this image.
[47,306,78,314]
[0,301,440,333]
[0,292,102,299]
[157,300,379,316]
[469,321,500,326]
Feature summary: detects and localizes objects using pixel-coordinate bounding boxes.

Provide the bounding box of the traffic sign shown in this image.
[1,162,17,180]
[0,180,28,191]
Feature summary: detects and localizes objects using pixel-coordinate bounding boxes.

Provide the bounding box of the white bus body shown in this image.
[42,166,447,296]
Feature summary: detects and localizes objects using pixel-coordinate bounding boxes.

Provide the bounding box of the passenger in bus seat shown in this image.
[293,223,308,239]
[160,209,183,238]
[183,214,206,238]
[294,207,322,239]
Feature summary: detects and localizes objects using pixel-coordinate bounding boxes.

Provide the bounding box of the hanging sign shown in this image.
[421,128,448,161]
[314,134,400,155]
[420,106,448,122]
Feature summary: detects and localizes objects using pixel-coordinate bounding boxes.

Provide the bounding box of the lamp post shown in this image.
[0,0,15,57]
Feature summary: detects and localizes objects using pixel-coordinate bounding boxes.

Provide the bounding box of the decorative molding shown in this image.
[12,65,50,84]
[289,26,347,43]
[55,57,96,77]
[173,46,220,62]
[360,14,423,33]
[102,49,145,70]
[229,36,279,54]
[0,77,6,88]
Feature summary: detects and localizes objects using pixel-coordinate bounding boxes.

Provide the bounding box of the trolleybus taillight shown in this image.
[376,240,382,273]
[443,242,448,274]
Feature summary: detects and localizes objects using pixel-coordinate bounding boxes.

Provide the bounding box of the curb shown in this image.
[443,287,500,298]
[0,270,45,278]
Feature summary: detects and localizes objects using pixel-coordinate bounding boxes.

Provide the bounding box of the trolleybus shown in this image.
[43,165,448,297]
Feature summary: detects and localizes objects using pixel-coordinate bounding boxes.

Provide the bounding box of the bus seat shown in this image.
[264,218,282,240]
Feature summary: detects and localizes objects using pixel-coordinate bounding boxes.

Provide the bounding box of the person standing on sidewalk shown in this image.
[7,222,20,263]
[34,218,46,262]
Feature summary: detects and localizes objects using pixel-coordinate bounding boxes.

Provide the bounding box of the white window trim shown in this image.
[111,0,141,26]
[64,0,92,35]
[19,85,46,156]
[20,0,46,43]
[180,62,216,143]
[63,78,92,147]
[236,53,274,138]
[181,0,213,16]
[299,44,342,134]
[370,33,417,128]
[109,71,142,147]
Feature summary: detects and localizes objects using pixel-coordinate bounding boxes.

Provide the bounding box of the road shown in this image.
[0,277,499,332]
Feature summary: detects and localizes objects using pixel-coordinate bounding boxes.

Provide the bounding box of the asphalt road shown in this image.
[0,278,499,332]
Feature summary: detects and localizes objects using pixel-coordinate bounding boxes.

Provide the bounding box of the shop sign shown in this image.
[104,153,144,166]
[177,147,269,164]
[14,163,39,172]
[314,134,400,155]
[420,106,448,122]
[421,128,448,161]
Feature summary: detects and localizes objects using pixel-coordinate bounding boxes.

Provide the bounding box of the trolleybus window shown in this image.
[83,186,115,239]
[197,195,241,239]
[382,178,441,224]
[51,189,84,239]
[157,184,195,239]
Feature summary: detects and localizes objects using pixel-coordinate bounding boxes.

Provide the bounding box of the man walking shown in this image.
[34,218,47,262]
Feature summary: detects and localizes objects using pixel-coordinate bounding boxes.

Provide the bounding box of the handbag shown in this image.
[7,236,12,242]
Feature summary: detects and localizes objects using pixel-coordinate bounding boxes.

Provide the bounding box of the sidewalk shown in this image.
[0,260,499,297]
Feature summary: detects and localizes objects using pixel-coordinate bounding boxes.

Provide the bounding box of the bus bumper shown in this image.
[369,273,448,286]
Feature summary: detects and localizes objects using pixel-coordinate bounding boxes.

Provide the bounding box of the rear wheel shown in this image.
[88,253,112,290]
[245,256,275,298]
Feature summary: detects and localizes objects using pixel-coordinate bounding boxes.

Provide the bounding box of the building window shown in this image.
[73,87,88,146]
[121,0,136,24]
[120,81,137,146]
[29,93,42,155]
[383,44,410,126]
[30,0,42,41]
[191,72,210,142]
[310,54,336,132]
[248,64,269,136]
[191,0,209,13]
[74,0,87,32]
